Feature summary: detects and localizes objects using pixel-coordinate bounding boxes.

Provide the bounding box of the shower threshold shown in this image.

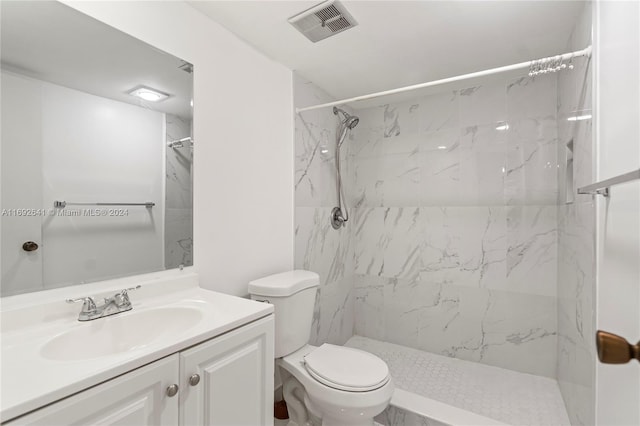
[345,336,570,426]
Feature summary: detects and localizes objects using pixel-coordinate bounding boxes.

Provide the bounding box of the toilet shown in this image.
[249,270,393,426]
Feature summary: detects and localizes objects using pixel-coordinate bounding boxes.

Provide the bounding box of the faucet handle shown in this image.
[119,285,141,297]
[115,285,141,306]
[66,296,97,313]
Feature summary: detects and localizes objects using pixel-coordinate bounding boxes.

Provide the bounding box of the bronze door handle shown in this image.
[596,330,640,364]
[22,241,39,252]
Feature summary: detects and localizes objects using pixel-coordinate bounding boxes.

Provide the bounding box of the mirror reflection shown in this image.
[0,1,194,296]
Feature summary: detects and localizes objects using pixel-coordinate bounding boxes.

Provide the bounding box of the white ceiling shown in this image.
[190,0,586,109]
[1,1,193,119]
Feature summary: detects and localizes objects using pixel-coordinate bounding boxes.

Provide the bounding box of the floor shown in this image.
[345,335,571,426]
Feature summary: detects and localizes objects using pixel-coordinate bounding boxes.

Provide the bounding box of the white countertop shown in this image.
[0,271,273,422]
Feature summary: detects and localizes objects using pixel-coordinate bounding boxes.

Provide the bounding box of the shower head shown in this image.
[345,115,359,129]
[333,106,359,129]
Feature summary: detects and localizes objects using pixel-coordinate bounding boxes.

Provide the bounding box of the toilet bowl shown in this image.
[279,344,393,426]
[248,270,393,426]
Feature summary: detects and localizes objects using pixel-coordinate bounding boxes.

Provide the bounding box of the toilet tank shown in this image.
[249,270,319,358]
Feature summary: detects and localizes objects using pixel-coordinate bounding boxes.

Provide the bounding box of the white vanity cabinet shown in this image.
[179,315,274,425]
[5,316,274,426]
[5,355,180,425]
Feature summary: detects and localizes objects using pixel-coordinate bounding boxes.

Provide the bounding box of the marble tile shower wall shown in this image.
[165,114,193,269]
[351,74,560,377]
[552,6,596,424]
[294,75,355,346]
[556,55,595,425]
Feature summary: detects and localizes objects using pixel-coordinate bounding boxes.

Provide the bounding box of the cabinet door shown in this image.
[180,316,274,426]
[6,355,179,426]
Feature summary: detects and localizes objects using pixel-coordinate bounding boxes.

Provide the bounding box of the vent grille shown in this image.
[315,4,340,22]
[288,0,358,43]
[326,16,351,32]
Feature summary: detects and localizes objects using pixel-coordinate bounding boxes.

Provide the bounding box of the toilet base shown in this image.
[277,345,393,426]
[283,374,379,426]
[320,416,374,426]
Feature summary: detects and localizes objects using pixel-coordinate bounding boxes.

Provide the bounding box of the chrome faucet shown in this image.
[66,285,141,321]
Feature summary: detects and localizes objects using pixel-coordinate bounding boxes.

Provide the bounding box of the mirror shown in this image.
[0,1,194,296]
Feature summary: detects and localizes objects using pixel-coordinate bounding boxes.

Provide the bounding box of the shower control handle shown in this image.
[331,207,346,230]
[596,330,640,364]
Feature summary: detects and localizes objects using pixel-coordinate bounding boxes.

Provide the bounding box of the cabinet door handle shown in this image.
[189,374,201,386]
[166,384,179,397]
[596,330,640,364]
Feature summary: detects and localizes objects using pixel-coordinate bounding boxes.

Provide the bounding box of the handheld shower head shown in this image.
[333,106,359,129]
[345,115,359,129]
[331,106,359,230]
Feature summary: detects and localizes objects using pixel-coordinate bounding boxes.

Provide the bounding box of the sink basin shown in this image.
[41,307,203,361]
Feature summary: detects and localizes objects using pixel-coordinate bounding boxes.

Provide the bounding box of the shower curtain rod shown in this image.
[296,46,592,113]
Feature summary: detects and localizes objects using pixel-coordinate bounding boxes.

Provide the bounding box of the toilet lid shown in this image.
[303,344,390,392]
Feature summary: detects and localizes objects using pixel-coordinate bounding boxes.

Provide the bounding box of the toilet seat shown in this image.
[303,344,390,392]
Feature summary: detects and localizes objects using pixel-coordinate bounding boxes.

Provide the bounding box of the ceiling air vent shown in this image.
[288,0,358,43]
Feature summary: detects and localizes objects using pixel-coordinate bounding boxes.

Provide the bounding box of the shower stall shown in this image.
[164,115,194,269]
[294,4,596,425]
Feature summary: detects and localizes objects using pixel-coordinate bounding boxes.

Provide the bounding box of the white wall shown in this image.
[594,1,640,425]
[1,72,44,295]
[1,70,165,294]
[63,1,294,296]
[41,80,165,288]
